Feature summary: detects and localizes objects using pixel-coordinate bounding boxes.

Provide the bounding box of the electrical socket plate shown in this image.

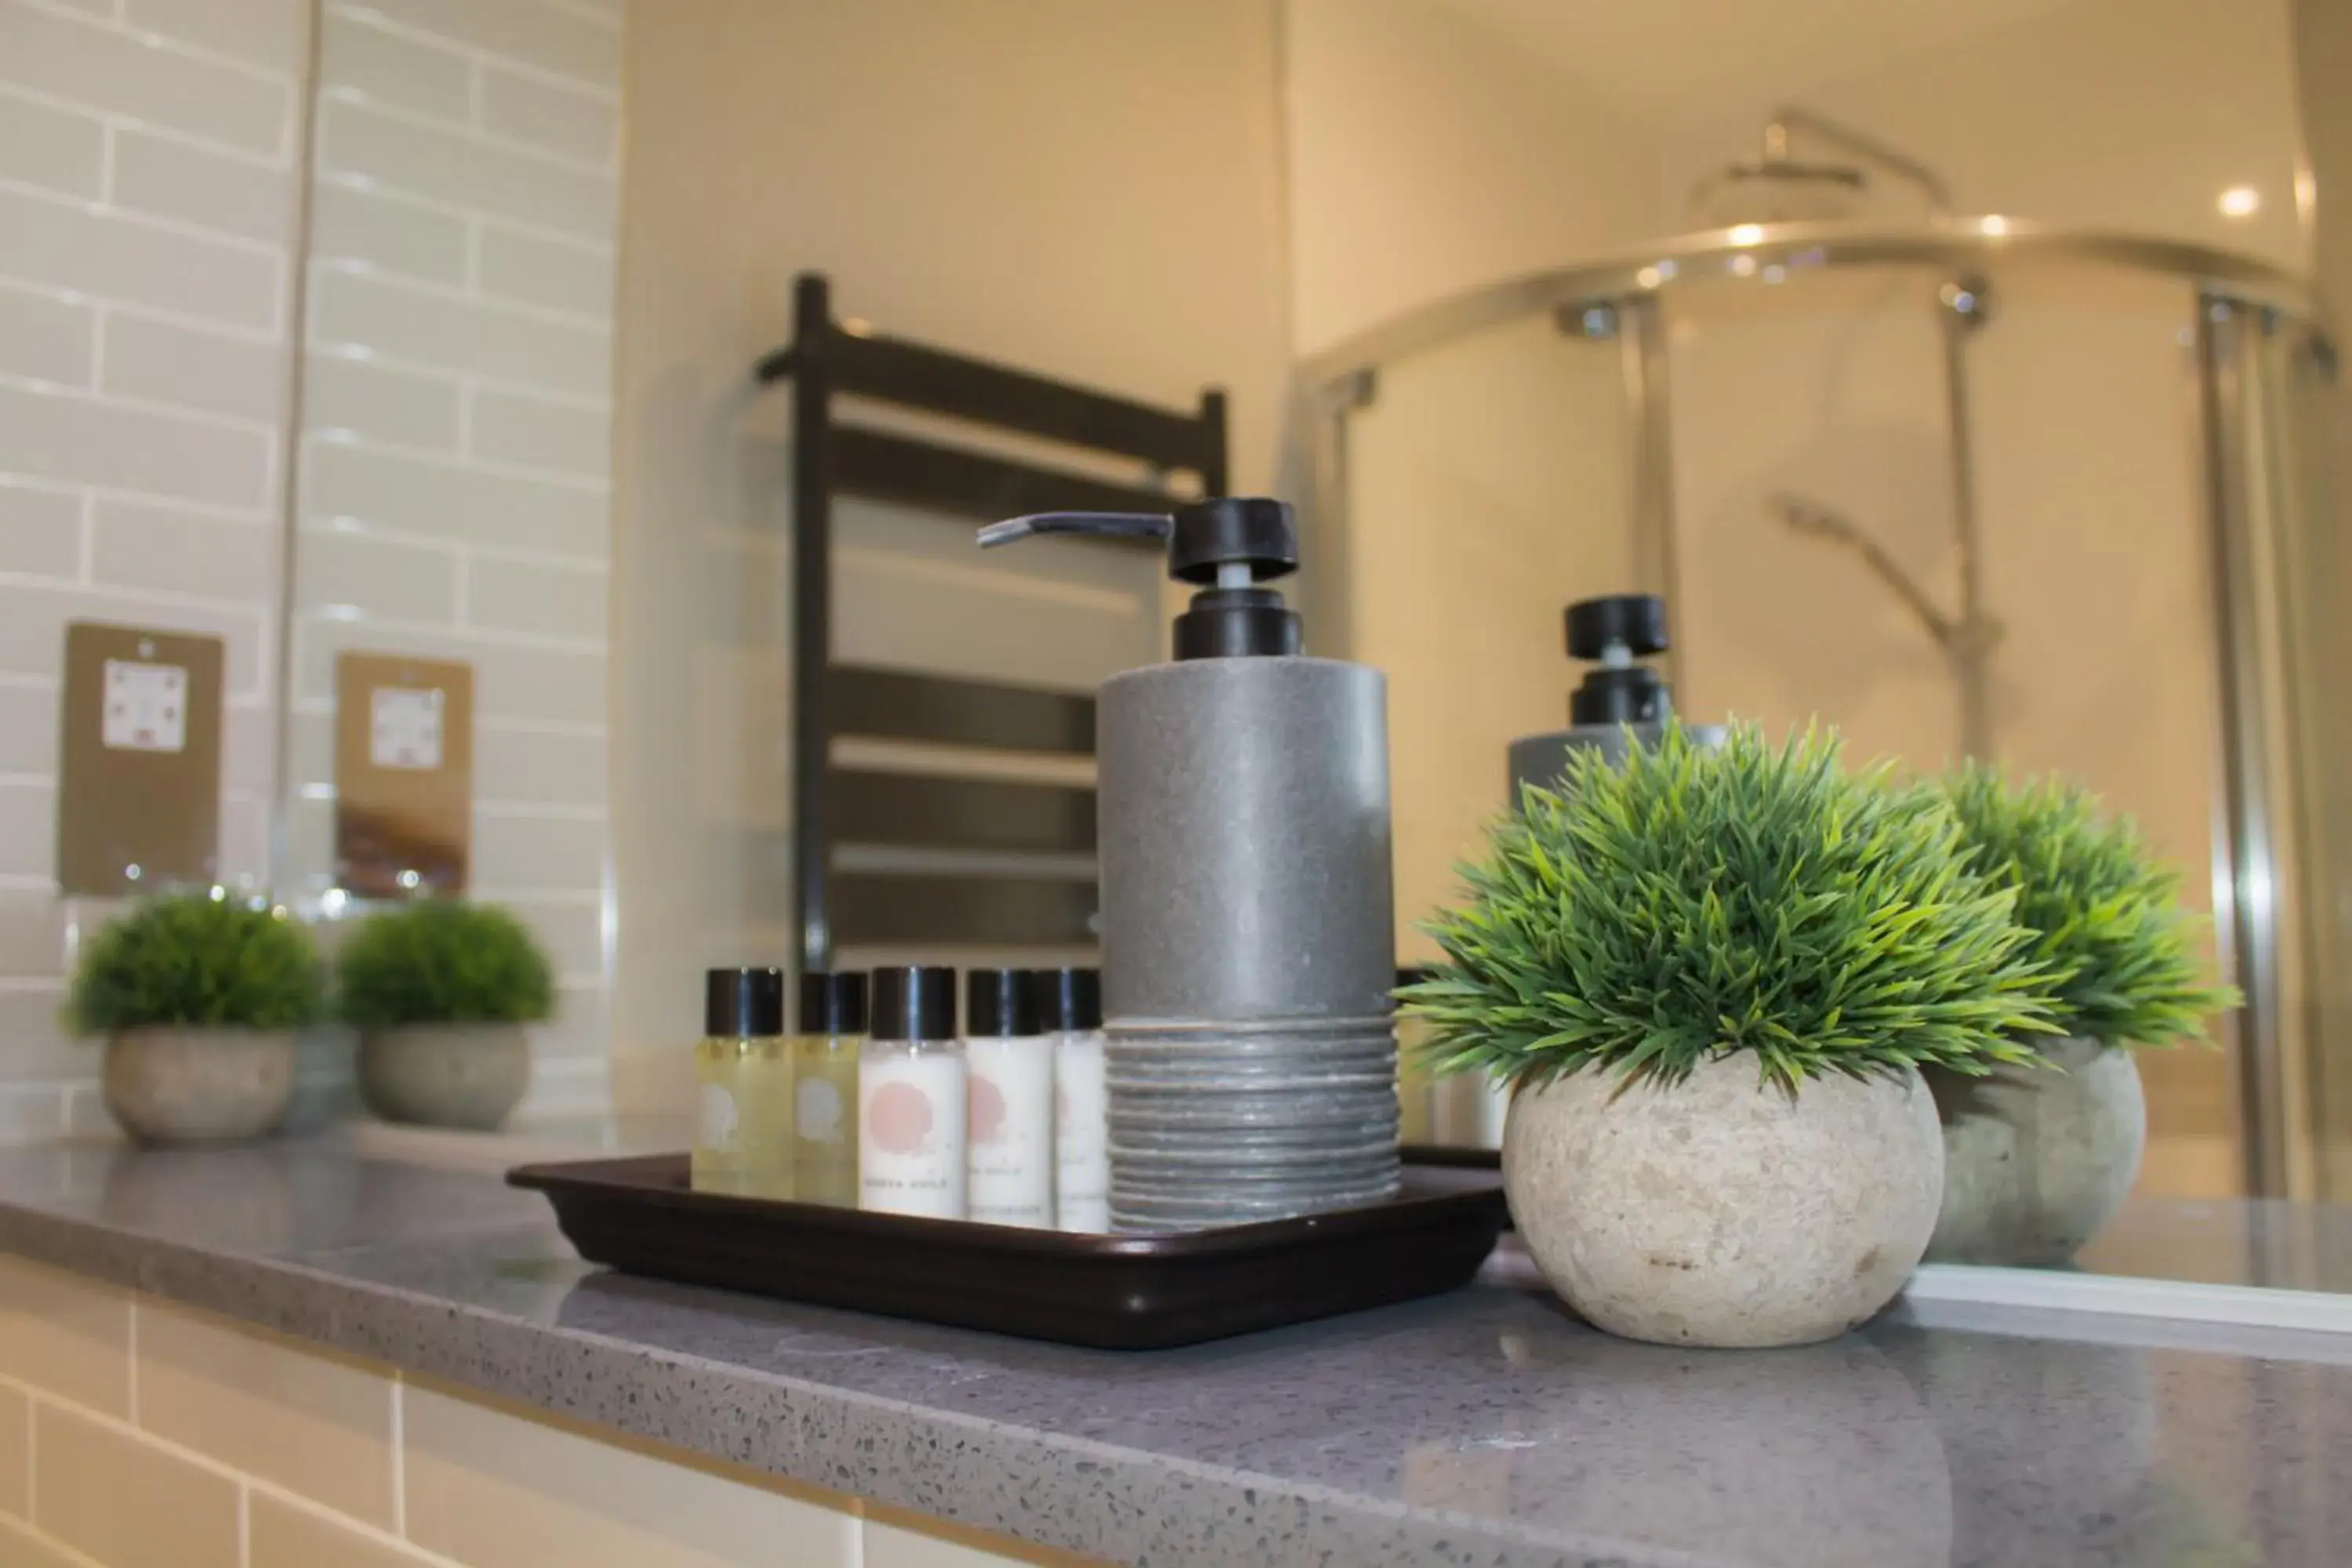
[58,623,224,895]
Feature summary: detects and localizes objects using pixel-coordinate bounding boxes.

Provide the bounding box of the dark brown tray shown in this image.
[508,1153,1508,1349]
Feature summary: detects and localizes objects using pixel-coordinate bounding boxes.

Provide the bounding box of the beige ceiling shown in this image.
[1436,0,2086,123]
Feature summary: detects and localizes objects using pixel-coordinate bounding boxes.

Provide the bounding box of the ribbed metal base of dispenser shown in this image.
[1105,1014,1403,1231]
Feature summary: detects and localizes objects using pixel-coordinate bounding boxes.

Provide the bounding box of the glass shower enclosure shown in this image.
[1301,217,2343,1202]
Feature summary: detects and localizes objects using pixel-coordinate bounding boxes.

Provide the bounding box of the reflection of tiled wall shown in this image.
[0,1253,1079,1566]
[0,0,308,1137]
[292,0,622,1116]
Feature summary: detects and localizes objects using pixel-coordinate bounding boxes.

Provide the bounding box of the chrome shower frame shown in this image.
[1301,217,2322,1198]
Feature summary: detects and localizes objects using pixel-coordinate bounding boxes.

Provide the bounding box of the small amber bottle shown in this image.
[792,971,867,1207]
[693,967,789,1197]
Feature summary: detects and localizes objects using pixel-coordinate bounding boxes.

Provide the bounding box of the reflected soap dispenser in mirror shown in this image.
[1507,593,1725,799]
[981,499,1399,1229]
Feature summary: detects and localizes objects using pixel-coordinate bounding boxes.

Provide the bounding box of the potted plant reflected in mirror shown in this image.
[338,900,554,1131]
[1406,722,2055,1348]
[1923,767,2238,1267]
[68,891,325,1145]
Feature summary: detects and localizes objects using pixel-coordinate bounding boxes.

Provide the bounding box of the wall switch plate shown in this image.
[102,659,190,753]
[369,686,445,770]
[336,652,472,898]
[58,623,224,895]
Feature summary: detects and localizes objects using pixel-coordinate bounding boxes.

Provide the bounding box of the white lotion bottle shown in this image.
[1040,967,1109,1232]
[964,967,1054,1227]
[859,966,967,1220]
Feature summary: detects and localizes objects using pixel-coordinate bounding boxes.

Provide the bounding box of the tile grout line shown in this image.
[0,81,296,173]
[0,1368,471,1566]
[0,278,285,349]
[310,169,618,256]
[0,174,292,264]
[323,4,621,103]
[16,0,300,89]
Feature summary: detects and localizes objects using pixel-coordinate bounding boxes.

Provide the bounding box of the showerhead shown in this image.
[1688,106,1952,228]
[1693,158,1868,227]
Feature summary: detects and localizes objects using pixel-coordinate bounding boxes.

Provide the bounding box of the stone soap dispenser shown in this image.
[980,498,1399,1228]
[1507,593,1726,800]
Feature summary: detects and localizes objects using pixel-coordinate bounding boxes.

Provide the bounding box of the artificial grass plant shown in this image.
[67,891,324,1035]
[1934,763,2237,1047]
[1403,720,2056,1094]
[336,898,554,1030]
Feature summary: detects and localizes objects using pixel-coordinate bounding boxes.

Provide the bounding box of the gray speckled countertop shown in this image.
[0,1135,2345,1567]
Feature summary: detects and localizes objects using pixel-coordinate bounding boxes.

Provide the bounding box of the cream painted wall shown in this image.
[1345,315,1634,960]
[1653,0,2307,268]
[609,0,1292,1099]
[1280,0,1668,357]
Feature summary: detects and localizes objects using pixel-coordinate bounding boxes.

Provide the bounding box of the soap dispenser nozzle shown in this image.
[979,498,1304,659]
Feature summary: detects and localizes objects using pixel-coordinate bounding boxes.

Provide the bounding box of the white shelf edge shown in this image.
[1904,1261,2352,1336]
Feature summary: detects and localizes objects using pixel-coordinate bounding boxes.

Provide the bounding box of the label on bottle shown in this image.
[859,1047,966,1219]
[699,1080,740,1150]
[967,1036,1054,1227]
[793,1040,860,1207]
[1054,1031,1109,1232]
[691,1040,750,1196]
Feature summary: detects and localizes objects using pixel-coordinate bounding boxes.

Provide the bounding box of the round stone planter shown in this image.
[1924,1036,2143,1267]
[102,1026,297,1145]
[1503,1054,1943,1348]
[359,1023,531,1131]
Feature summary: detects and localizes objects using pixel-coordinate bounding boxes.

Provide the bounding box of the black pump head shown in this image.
[1566,594,1669,660]
[1166,497,1298,584]
[1566,593,1674,726]
[977,499,1304,660]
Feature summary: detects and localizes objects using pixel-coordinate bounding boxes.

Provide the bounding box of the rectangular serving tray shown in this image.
[508,1153,1509,1349]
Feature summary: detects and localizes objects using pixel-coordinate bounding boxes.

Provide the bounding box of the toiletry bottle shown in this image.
[1393,967,1434,1147]
[693,967,786,1196]
[964,968,1052,1227]
[859,966,966,1219]
[1037,967,1108,1232]
[1505,594,1726,798]
[981,499,1399,1225]
[793,970,866,1207]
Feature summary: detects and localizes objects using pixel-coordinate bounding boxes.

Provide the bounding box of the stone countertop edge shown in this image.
[0,1198,1655,1568]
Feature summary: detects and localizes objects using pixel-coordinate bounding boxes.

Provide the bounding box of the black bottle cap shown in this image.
[1173,586,1302,659]
[1571,666,1671,725]
[798,971,867,1035]
[1167,497,1298,585]
[705,967,784,1038]
[869,965,957,1042]
[966,967,1039,1037]
[1030,967,1102,1032]
[1566,594,1669,659]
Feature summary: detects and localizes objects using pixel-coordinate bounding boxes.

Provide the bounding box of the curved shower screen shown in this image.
[1305,222,2328,1200]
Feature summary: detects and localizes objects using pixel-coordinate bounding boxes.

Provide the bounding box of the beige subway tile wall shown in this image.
[0,1260,1082,1568]
[0,0,307,1138]
[289,0,622,1120]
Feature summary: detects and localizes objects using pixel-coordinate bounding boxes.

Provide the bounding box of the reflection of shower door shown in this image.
[1662,264,2248,1198]
[1322,267,2335,1198]
[2203,299,2348,1200]
[1331,310,1636,962]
